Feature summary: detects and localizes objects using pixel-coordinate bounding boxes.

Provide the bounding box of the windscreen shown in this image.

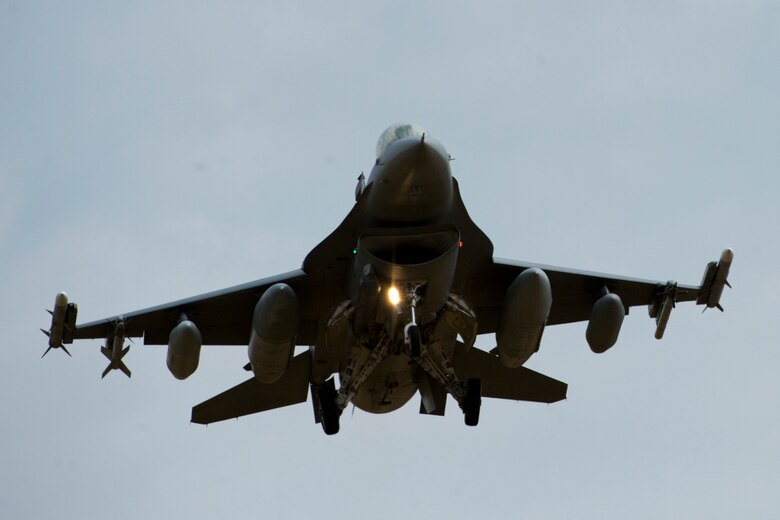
[375,123,426,158]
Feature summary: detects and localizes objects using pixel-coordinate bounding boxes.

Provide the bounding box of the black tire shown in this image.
[408,325,421,357]
[463,378,482,427]
[317,383,340,435]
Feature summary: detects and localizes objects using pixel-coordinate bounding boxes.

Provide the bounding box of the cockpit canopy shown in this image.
[375,123,426,159]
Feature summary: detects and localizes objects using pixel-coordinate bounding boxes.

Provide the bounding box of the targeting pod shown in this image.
[649,281,678,340]
[352,264,381,337]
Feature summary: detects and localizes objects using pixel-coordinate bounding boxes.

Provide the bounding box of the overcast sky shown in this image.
[2,2,779,519]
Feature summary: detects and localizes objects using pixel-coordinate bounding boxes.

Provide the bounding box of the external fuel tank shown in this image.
[248,283,299,384]
[586,292,625,353]
[167,319,202,380]
[496,268,552,368]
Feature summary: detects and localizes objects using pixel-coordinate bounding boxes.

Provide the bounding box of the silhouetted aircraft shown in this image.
[43,123,733,434]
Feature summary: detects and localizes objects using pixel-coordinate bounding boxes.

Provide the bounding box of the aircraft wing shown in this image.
[70,269,314,346]
[474,250,733,334]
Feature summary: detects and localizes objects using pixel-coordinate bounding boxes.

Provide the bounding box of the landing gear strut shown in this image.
[409,327,482,427]
[404,287,422,357]
[316,334,393,435]
[406,324,421,357]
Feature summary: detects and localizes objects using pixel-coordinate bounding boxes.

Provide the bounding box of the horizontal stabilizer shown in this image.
[192,352,310,425]
[452,344,567,403]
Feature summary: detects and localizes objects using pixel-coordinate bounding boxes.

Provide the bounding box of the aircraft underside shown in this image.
[321,291,482,433]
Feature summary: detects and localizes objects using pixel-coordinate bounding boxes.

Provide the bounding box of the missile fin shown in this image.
[118,362,131,378]
[101,360,131,378]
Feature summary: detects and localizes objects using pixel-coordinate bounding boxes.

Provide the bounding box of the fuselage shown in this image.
[347,124,462,414]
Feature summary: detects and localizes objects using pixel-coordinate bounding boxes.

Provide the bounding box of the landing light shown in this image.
[388,287,401,306]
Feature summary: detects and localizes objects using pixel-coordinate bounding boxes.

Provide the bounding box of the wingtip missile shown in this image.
[54,291,68,307]
[41,292,77,357]
[696,248,734,310]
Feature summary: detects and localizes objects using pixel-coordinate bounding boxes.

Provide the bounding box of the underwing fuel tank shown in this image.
[496,268,552,368]
[586,292,625,353]
[167,319,202,380]
[248,283,299,384]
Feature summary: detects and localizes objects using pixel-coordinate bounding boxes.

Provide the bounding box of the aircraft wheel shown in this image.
[317,383,340,435]
[463,378,482,427]
[408,325,421,357]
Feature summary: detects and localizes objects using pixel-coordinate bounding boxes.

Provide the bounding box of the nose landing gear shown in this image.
[403,286,423,357]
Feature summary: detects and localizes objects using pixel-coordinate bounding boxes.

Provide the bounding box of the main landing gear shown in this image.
[417,358,481,428]
[462,378,481,427]
[316,379,340,435]
[406,319,481,427]
[315,334,393,435]
[315,285,483,435]
[315,339,482,435]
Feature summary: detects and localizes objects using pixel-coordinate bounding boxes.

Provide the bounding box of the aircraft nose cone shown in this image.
[365,134,454,223]
[381,134,450,178]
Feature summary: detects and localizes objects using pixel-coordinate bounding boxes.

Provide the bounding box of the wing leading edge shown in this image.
[71,269,313,346]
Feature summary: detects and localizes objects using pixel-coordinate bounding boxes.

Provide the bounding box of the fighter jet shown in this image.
[42,123,733,435]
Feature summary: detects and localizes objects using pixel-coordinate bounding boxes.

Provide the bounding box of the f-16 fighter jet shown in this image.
[43,123,733,435]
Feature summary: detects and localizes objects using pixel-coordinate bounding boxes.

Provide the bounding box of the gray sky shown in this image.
[2,2,779,518]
